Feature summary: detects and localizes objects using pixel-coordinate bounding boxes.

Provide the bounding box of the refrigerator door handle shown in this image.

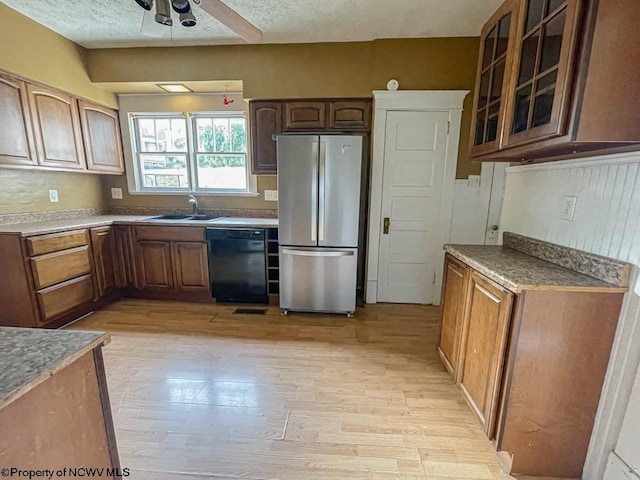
[311,141,319,242]
[318,141,326,242]
[281,248,355,258]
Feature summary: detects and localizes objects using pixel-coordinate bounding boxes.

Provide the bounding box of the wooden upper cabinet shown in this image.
[78,101,124,174]
[470,1,519,156]
[329,100,371,131]
[0,73,36,166]
[503,0,583,147]
[27,84,86,170]
[458,271,513,437]
[438,254,470,380]
[250,101,282,175]
[285,101,326,130]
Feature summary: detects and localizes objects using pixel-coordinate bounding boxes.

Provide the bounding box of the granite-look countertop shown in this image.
[0,216,279,236]
[0,327,110,409]
[444,244,627,293]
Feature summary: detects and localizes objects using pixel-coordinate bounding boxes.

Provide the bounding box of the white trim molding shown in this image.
[365,90,469,305]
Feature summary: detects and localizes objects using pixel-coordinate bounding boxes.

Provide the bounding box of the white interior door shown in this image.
[377,110,450,304]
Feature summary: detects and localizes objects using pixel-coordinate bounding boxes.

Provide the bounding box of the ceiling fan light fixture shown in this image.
[157,84,193,93]
[134,0,154,11]
[155,0,173,26]
[180,11,197,27]
[171,0,191,14]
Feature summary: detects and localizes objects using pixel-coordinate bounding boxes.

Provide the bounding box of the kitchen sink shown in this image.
[147,214,220,222]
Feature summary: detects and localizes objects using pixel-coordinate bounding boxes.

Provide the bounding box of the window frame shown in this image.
[129,111,254,195]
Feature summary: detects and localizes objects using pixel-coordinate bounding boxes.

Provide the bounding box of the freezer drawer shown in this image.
[279,246,357,314]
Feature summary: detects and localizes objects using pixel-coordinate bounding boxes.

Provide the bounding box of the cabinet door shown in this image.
[27,84,86,170]
[459,271,514,437]
[285,101,327,130]
[78,101,124,174]
[438,255,470,380]
[329,100,372,131]
[470,1,519,156]
[504,0,584,147]
[250,101,282,175]
[113,225,137,288]
[90,227,118,298]
[172,242,209,292]
[137,241,174,290]
[0,73,36,166]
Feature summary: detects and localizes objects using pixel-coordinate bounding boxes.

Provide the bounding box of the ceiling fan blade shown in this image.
[140,9,168,37]
[197,0,262,43]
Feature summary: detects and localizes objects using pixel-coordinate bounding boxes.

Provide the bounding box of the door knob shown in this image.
[383,217,390,235]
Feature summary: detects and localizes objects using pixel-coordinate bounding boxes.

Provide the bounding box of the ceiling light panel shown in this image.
[157,84,193,93]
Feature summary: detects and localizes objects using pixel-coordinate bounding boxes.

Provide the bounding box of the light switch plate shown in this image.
[468,175,481,187]
[560,195,577,221]
[264,190,278,202]
[111,188,123,200]
[48,189,59,203]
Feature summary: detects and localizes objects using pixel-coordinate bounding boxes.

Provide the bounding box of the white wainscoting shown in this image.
[501,152,640,480]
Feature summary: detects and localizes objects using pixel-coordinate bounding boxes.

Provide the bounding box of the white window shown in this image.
[130,113,250,193]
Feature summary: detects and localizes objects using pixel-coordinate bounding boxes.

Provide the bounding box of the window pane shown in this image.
[491,59,506,103]
[483,26,497,69]
[137,118,157,152]
[474,110,486,146]
[540,10,566,73]
[479,71,491,108]
[512,84,532,134]
[197,154,247,190]
[532,89,556,127]
[525,0,544,33]
[140,154,189,189]
[486,115,499,142]
[196,118,215,152]
[518,30,540,85]
[496,13,511,58]
[230,118,247,153]
[547,0,566,16]
[213,118,230,152]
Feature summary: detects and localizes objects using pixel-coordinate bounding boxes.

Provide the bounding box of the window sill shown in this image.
[127,190,260,197]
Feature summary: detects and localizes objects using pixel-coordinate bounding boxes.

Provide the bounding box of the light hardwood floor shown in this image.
[71,299,512,480]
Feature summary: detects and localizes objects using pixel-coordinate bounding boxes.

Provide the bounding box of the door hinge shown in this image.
[433,272,437,284]
[447,122,451,135]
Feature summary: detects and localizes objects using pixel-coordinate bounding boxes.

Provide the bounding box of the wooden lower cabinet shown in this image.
[90,226,118,298]
[437,255,469,379]
[438,252,626,478]
[172,242,209,291]
[113,225,137,288]
[458,271,513,437]
[137,241,174,290]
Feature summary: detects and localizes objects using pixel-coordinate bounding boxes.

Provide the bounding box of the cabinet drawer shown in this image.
[36,274,94,321]
[329,101,371,130]
[135,226,205,242]
[27,229,88,256]
[285,101,327,130]
[30,246,92,289]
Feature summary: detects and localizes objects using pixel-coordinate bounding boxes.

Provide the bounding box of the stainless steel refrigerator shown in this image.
[277,134,364,316]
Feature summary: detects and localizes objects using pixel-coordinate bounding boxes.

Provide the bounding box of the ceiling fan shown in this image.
[135,0,262,43]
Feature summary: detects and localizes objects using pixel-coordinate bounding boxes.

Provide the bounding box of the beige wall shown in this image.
[88,38,482,179]
[104,93,276,211]
[0,3,117,215]
[0,170,104,215]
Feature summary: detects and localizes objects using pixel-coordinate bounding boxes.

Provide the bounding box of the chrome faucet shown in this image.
[188,195,200,216]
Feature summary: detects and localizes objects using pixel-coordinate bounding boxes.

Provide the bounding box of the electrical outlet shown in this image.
[560,195,577,221]
[468,175,481,187]
[48,189,59,203]
[111,188,123,200]
[264,190,278,202]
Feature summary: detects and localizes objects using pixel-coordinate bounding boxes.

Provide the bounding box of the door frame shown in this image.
[365,90,468,305]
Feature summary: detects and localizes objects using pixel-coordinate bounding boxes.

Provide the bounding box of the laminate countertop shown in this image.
[0,327,109,409]
[0,216,279,236]
[444,244,628,293]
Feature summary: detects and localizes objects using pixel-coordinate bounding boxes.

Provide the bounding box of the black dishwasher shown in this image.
[206,228,268,304]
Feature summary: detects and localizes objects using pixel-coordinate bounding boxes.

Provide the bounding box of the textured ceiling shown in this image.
[0,0,502,49]
[98,80,244,94]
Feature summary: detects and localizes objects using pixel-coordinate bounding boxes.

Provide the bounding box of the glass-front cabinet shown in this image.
[503,0,583,147]
[470,1,519,156]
